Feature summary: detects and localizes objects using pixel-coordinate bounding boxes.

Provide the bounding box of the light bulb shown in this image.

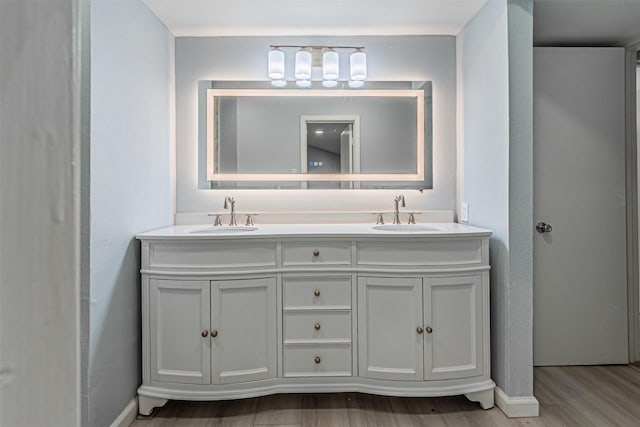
[350,49,367,81]
[268,48,285,80]
[295,49,312,80]
[322,49,339,81]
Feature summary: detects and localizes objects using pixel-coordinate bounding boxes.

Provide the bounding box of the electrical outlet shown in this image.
[461,202,469,223]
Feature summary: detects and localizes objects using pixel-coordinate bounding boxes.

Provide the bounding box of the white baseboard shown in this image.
[110,398,138,427]
[494,387,539,418]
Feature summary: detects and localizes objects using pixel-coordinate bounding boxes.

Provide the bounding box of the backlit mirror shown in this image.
[204,81,432,189]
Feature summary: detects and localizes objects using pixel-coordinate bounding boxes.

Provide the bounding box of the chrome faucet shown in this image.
[223,196,237,226]
[393,194,406,224]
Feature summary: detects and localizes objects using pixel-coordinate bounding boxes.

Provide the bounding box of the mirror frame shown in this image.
[206,88,425,182]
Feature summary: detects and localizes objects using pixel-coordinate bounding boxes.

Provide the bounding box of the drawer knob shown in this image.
[416,327,424,335]
[314,323,321,331]
[201,330,209,337]
[314,356,321,364]
[426,326,433,334]
[313,250,320,257]
[211,330,218,338]
[314,289,321,297]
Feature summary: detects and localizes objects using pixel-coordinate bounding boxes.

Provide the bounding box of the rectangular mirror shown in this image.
[204,81,432,189]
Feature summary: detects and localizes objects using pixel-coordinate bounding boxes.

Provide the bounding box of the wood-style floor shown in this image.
[132,365,640,426]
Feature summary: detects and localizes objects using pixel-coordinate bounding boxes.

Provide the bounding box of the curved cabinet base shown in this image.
[138,380,495,415]
[137,231,494,418]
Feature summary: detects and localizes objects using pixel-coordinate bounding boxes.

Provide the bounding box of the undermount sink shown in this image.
[190,226,258,234]
[372,224,443,232]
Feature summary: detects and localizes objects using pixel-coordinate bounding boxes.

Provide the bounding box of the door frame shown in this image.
[626,42,640,363]
[299,115,361,174]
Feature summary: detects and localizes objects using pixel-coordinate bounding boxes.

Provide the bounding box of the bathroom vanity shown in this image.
[136,223,494,415]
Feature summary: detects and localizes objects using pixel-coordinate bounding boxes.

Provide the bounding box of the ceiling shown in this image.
[142,0,488,37]
[533,0,640,47]
[141,1,640,47]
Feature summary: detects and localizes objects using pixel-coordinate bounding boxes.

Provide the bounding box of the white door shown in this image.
[533,47,628,365]
[357,276,423,381]
[424,275,483,380]
[211,277,277,383]
[149,279,211,384]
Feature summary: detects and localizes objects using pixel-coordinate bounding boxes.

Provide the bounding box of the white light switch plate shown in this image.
[461,202,469,223]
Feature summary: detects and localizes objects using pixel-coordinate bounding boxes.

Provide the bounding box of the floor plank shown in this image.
[132,365,640,427]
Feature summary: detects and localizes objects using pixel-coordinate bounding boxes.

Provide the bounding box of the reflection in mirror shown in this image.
[203,82,432,189]
[303,117,358,189]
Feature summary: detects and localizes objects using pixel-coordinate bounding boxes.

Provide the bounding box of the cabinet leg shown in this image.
[465,388,494,409]
[138,395,168,416]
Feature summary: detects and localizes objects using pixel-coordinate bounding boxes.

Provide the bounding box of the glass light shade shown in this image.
[348,80,364,88]
[350,50,367,81]
[271,79,287,87]
[322,80,338,88]
[294,49,313,80]
[268,48,285,80]
[322,50,339,80]
[296,79,311,88]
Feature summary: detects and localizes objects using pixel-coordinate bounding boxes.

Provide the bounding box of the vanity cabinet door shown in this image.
[149,279,211,384]
[210,277,277,384]
[423,275,483,380]
[357,276,424,381]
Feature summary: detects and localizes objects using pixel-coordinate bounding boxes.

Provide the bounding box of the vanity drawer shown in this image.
[149,242,277,270]
[283,311,351,341]
[283,345,352,377]
[282,241,351,267]
[357,240,484,267]
[283,276,352,309]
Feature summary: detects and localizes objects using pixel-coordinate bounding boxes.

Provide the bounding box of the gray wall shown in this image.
[90,1,174,425]
[0,1,82,425]
[458,0,534,398]
[176,36,455,213]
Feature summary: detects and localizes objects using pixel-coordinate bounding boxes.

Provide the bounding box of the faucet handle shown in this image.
[245,214,254,226]
[376,214,384,225]
[408,213,416,224]
[207,213,223,226]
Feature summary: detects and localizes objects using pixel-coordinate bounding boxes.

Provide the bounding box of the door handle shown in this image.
[536,222,552,233]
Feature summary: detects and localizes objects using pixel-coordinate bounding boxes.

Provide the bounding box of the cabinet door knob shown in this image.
[314,289,321,297]
[314,356,321,364]
[313,250,320,257]
[426,326,433,334]
[416,327,424,334]
[201,330,209,337]
[211,330,218,338]
[314,323,321,331]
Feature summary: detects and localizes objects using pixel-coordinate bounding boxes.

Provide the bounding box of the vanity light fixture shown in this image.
[267,45,367,88]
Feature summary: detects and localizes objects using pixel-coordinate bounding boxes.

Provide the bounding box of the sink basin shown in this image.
[190,226,258,234]
[372,224,443,232]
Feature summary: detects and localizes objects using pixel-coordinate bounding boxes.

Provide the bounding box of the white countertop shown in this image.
[136,223,492,240]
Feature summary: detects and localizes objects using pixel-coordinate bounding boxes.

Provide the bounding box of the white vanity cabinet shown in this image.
[137,224,494,416]
[147,277,277,386]
[358,274,483,382]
